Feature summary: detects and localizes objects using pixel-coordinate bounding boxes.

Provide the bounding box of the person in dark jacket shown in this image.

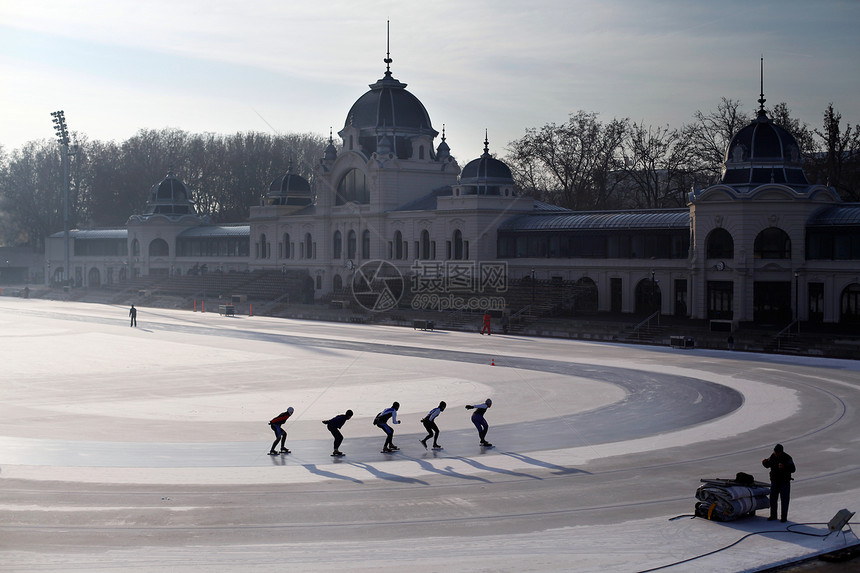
[762,443,796,522]
[129,305,137,327]
[374,401,401,452]
[322,410,353,456]
[420,401,446,449]
[466,398,493,446]
[268,407,293,455]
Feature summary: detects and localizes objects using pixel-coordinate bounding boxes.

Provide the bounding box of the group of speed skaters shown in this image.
[268,398,494,457]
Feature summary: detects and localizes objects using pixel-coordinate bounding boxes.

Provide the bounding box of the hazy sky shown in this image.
[1,0,858,166]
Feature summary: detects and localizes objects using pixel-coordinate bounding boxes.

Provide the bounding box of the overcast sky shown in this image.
[1,0,858,166]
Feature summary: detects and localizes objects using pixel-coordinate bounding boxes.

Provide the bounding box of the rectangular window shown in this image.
[707,281,733,320]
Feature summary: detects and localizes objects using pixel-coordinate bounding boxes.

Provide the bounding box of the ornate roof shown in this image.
[341,53,437,158]
[499,209,690,232]
[266,164,313,207]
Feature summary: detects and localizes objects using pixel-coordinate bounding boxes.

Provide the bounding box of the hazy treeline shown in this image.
[506,100,859,211]
[0,129,326,250]
[0,100,857,251]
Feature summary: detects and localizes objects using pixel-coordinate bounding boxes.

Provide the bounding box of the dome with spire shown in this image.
[721,81,808,187]
[143,171,196,216]
[341,51,438,159]
[266,164,312,207]
[458,134,515,196]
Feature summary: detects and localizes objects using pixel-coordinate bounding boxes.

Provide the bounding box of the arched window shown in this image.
[333,274,343,292]
[419,145,425,160]
[393,230,403,260]
[149,238,169,257]
[420,230,431,259]
[305,233,313,259]
[754,227,791,259]
[362,230,371,259]
[260,233,268,259]
[635,277,662,314]
[453,229,464,260]
[283,233,291,259]
[347,230,357,260]
[336,169,368,205]
[132,239,140,257]
[706,228,734,259]
[574,277,599,313]
[333,230,342,259]
[841,283,860,323]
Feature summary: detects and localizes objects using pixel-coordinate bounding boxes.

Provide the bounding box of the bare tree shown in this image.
[620,122,695,208]
[812,104,860,201]
[0,140,66,249]
[685,97,750,182]
[770,102,817,159]
[506,111,626,210]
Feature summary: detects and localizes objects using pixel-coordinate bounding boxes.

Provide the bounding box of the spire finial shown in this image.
[384,20,393,76]
[329,127,334,145]
[483,129,489,156]
[441,124,446,142]
[757,56,767,113]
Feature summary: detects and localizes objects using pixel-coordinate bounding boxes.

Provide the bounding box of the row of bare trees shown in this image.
[0,100,857,251]
[506,100,859,211]
[0,129,326,250]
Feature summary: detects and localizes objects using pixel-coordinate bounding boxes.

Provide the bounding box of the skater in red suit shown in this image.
[268,407,293,455]
[481,312,492,335]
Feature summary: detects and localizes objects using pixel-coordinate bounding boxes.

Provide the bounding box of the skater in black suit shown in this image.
[129,305,137,327]
[466,398,492,446]
[268,407,293,455]
[420,401,446,449]
[374,402,401,452]
[322,410,353,456]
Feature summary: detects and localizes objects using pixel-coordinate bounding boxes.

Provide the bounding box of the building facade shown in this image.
[45,57,860,327]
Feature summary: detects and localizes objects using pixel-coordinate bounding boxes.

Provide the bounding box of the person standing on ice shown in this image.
[268,407,294,455]
[374,401,401,452]
[129,304,137,327]
[420,401,446,449]
[322,409,353,456]
[762,443,796,522]
[466,398,492,446]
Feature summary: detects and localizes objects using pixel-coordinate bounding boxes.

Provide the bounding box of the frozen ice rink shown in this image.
[1,297,858,572]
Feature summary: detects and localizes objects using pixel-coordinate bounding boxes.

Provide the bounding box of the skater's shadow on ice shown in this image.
[412,457,492,483]
[500,452,590,476]
[348,461,429,485]
[451,456,541,480]
[303,464,364,484]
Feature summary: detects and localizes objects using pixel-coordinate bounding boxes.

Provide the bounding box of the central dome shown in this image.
[342,64,438,158]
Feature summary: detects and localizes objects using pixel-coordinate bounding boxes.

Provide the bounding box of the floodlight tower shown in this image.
[51,110,71,287]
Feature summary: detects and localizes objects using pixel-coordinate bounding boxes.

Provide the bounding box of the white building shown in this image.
[46,57,860,328]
